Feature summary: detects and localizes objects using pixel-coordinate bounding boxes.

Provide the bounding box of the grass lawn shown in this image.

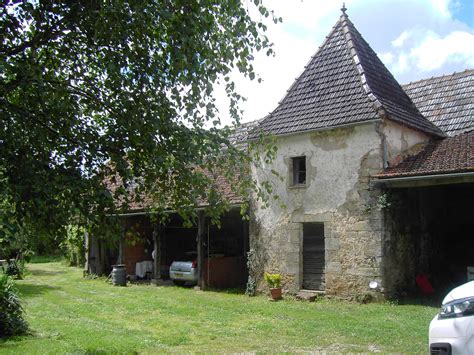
[1,262,437,353]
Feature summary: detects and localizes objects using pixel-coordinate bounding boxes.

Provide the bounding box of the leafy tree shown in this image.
[0,1,280,244]
[61,224,86,267]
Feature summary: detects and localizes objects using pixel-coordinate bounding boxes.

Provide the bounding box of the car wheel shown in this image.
[173,280,186,286]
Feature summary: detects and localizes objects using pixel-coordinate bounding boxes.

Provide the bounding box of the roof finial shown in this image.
[341,2,347,14]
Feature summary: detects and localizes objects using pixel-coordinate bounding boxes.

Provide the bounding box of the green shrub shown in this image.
[245,276,257,296]
[0,274,28,337]
[264,272,282,288]
[2,260,26,280]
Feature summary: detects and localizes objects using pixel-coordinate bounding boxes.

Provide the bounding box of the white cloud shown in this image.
[267,0,340,33]
[392,31,410,47]
[410,31,474,71]
[379,26,474,77]
[379,52,394,65]
[429,0,452,18]
[393,53,410,74]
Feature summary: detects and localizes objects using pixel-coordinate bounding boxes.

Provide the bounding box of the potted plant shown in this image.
[264,272,282,300]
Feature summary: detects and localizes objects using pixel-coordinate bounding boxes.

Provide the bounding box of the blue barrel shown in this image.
[112,264,126,286]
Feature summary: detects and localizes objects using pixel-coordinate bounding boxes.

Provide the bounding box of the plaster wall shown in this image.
[382,119,431,168]
[250,122,386,298]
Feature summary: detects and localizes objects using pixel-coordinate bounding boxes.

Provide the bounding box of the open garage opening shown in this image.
[121,208,249,290]
[383,183,474,298]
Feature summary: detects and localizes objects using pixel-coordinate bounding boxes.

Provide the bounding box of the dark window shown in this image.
[292,156,306,185]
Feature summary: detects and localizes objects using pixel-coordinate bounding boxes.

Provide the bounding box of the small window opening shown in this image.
[292,156,306,185]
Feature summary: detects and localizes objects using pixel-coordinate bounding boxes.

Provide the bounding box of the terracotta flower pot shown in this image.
[270,287,282,300]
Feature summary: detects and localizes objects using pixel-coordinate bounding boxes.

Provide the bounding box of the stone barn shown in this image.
[88,9,473,300]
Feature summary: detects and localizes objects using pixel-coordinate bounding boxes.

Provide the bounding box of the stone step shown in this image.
[296,289,325,302]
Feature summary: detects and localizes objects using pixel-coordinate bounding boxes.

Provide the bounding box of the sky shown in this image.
[216,0,474,126]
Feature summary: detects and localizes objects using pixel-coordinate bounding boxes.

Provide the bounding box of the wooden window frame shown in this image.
[291,156,306,186]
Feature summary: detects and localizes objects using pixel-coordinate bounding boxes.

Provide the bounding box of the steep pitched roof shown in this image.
[251,11,444,138]
[375,130,474,178]
[402,70,474,136]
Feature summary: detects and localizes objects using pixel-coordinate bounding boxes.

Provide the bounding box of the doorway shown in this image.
[302,223,325,290]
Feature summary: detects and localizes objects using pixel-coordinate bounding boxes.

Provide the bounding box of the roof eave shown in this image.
[247,118,381,141]
[383,115,446,138]
[371,171,474,188]
[107,202,245,217]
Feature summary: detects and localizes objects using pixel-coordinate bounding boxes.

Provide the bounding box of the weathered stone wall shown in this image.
[382,189,421,297]
[250,122,386,298]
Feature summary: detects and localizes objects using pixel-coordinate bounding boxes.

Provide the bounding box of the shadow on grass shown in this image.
[0,334,31,347]
[28,268,66,277]
[29,255,64,264]
[396,298,440,307]
[71,350,122,355]
[393,281,469,307]
[17,283,60,298]
[390,293,442,307]
[206,287,246,295]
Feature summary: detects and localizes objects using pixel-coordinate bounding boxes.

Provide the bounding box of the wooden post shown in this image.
[84,230,89,276]
[98,238,105,275]
[117,225,124,265]
[152,226,161,283]
[197,211,207,290]
[88,233,101,275]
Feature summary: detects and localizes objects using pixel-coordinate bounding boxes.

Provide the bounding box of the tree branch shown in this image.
[0,16,66,56]
[1,98,80,146]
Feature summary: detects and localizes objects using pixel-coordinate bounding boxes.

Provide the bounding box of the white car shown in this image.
[429,281,474,354]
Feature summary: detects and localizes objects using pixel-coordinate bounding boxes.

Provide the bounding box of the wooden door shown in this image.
[302,223,325,290]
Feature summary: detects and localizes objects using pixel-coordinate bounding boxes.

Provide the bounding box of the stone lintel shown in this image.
[291,212,333,223]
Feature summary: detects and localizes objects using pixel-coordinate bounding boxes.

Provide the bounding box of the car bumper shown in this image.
[169,269,198,282]
[429,315,474,355]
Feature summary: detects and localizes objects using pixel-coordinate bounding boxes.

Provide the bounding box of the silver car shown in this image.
[169,252,198,286]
